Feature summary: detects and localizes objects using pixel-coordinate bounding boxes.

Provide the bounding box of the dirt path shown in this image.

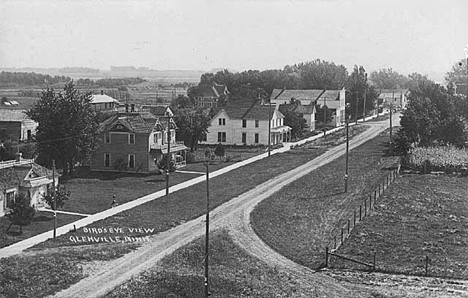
[50,120,392,298]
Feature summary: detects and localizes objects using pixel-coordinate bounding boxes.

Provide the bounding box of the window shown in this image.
[6,190,15,209]
[128,134,135,144]
[217,132,226,142]
[255,120,259,128]
[27,130,32,141]
[104,153,111,167]
[242,133,247,143]
[242,119,247,128]
[202,133,207,141]
[219,118,226,125]
[128,154,135,168]
[255,133,259,143]
[104,133,111,143]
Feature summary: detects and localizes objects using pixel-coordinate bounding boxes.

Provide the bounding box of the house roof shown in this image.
[222,100,280,121]
[0,161,54,190]
[279,102,316,114]
[91,94,119,104]
[271,89,325,103]
[0,109,30,122]
[197,83,229,98]
[100,113,153,134]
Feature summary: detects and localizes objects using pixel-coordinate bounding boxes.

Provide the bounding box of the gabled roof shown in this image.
[91,94,119,104]
[99,113,153,134]
[279,102,316,115]
[0,109,31,122]
[0,161,54,190]
[197,83,229,98]
[220,100,280,121]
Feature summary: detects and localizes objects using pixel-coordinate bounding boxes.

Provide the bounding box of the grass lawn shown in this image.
[0,211,84,249]
[251,129,400,270]
[61,168,203,215]
[333,174,468,279]
[32,125,369,250]
[0,243,137,298]
[105,230,326,298]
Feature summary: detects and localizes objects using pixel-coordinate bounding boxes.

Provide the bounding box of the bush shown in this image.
[185,152,196,163]
[405,146,468,173]
[6,193,35,234]
[157,154,176,172]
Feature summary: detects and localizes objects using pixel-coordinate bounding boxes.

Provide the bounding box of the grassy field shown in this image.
[32,125,368,250]
[0,211,83,249]
[0,243,137,298]
[251,129,400,270]
[332,173,468,279]
[105,230,326,298]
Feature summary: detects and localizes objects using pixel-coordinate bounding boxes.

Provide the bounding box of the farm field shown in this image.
[251,129,400,270]
[332,173,468,280]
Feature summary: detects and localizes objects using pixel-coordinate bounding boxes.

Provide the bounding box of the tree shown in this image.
[174,108,211,152]
[6,193,35,234]
[214,143,225,159]
[26,81,100,176]
[315,104,333,125]
[157,154,176,172]
[445,59,468,85]
[280,109,307,139]
[171,94,193,109]
[346,66,377,120]
[369,68,408,89]
[42,184,71,210]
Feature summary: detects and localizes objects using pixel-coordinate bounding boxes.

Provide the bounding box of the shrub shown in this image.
[185,152,196,163]
[157,154,176,172]
[6,193,36,234]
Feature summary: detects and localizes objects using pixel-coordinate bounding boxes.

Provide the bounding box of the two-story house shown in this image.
[195,82,229,108]
[202,101,291,146]
[279,101,316,131]
[90,112,187,173]
[0,153,58,217]
[378,89,409,111]
[270,88,346,127]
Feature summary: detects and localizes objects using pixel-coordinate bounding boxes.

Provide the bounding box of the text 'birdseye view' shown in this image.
[1,1,468,297]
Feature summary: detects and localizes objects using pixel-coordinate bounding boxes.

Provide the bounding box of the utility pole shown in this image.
[344,119,349,192]
[166,115,171,196]
[204,160,210,297]
[390,89,394,144]
[52,159,57,238]
[268,102,272,157]
[363,89,366,122]
[323,95,327,124]
[355,91,358,124]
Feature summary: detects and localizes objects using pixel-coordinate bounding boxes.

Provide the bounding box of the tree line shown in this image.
[0,72,71,87]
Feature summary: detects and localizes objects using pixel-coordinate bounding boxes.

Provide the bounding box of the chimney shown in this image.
[130,104,135,112]
[101,90,104,95]
[125,104,129,113]
[15,152,22,162]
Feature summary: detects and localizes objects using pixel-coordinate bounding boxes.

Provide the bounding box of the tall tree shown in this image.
[27,81,99,175]
[369,68,408,89]
[280,109,307,139]
[346,66,377,120]
[174,108,211,152]
[6,193,35,234]
[445,59,468,85]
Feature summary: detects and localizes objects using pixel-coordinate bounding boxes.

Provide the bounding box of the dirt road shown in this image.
[51,119,394,298]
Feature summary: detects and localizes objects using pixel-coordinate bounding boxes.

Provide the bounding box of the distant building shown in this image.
[202,101,292,146]
[90,91,120,112]
[453,83,468,96]
[378,89,409,110]
[195,83,229,108]
[0,109,37,142]
[0,154,59,217]
[90,112,187,174]
[270,88,346,127]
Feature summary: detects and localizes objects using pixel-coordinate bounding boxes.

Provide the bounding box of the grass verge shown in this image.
[32,125,369,250]
[0,243,137,298]
[251,129,400,270]
[105,230,325,298]
[333,174,468,279]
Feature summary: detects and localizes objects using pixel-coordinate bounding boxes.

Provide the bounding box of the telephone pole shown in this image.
[166,115,171,196]
[52,159,57,238]
[355,91,359,124]
[204,160,210,297]
[268,102,272,157]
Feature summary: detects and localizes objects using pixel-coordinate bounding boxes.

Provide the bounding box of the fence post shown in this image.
[364,199,367,216]
[341,227,344,245]
[353,210,356,226]
[334,235,337,249]
[374,190,377,201]
[359,205,362,221]
[347,219,350,235]
[325,247,329,267]
[425,255,429,276]
[369,195,373,210]
[378,184,381,195]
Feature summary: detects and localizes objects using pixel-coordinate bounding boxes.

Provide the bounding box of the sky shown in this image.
[1,0,467,82]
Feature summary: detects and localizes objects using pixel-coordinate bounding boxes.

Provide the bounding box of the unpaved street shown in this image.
[51,118,395,298]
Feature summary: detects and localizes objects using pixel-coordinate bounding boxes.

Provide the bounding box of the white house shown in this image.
[270,88,346,127]
[378,89,409,111]
[90,91,120,112]
[202,102,292,146]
